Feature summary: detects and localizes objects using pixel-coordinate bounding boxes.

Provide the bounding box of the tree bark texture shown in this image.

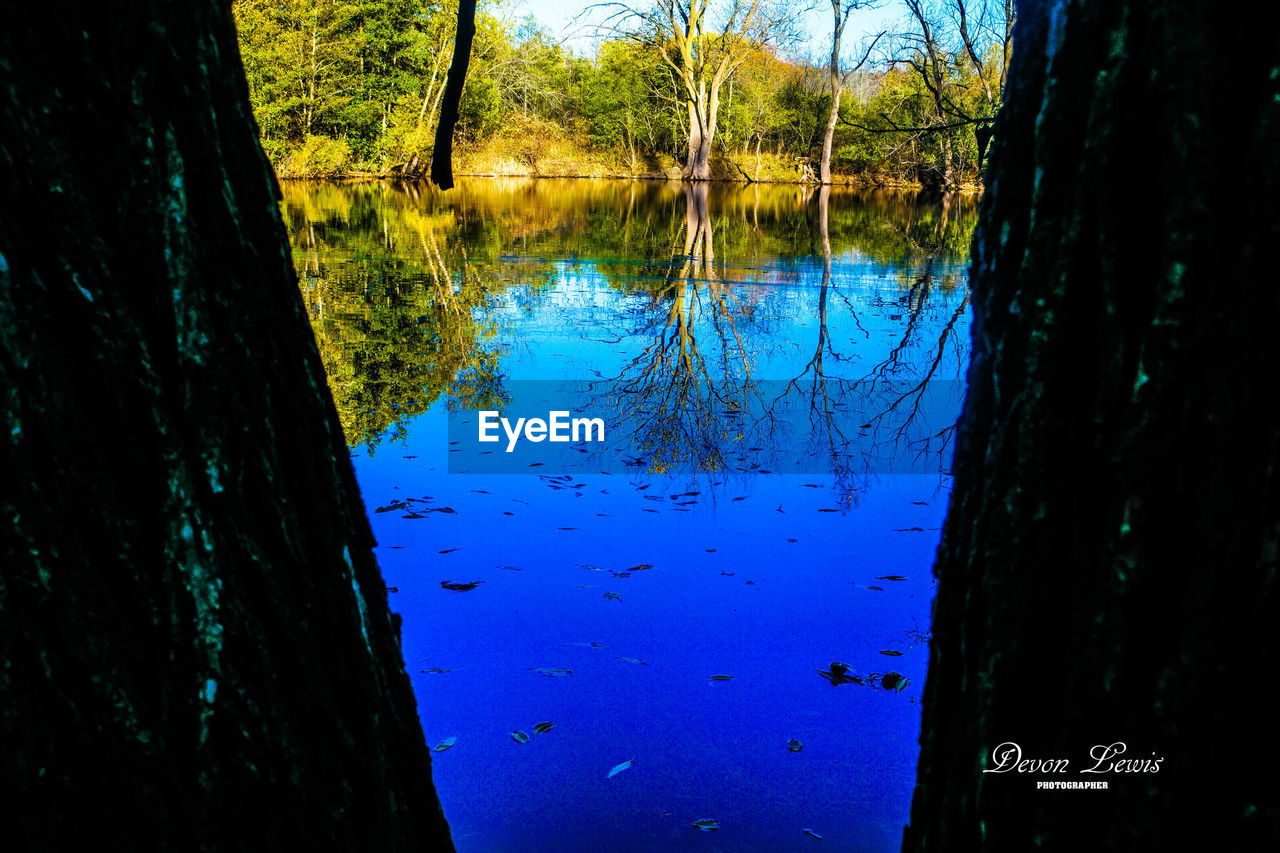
[1,6,454,850]
[904,1,1279,850]
[431,0,477,189]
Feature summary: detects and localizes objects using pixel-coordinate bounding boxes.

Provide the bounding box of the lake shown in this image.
[283,178,976,852]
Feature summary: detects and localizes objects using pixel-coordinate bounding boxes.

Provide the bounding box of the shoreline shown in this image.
[275,170,983,192]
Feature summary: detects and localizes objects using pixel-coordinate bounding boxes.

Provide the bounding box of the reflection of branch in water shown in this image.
[601,184,780,475]
[869,294,969,437]
[774,187,860,493]
[771,185,972,479]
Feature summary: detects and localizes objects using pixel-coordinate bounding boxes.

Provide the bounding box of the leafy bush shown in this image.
[457,77,501,143]
[279,135,353,178]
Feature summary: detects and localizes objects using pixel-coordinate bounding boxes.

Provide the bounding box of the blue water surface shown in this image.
[287,178,975,852]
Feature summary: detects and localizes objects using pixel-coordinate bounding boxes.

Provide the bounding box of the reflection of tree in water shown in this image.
[787,187,971,483]
[854,191,971,469]
[282,179,978,464]
[779,185,860,497]
[606,184,767,474]
[284,182,517,450]
[600,183,974,479]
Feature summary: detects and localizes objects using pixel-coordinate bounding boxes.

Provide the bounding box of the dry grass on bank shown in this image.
[269,118,926,187]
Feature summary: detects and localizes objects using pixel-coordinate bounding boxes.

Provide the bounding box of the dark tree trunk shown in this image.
[431,0,477,189]
[904,1,1280,850]
[1,6,454,850]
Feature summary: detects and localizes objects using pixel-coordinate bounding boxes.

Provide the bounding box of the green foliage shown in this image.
[458,76,502,142]
[234,0,1009,187]
[378,93,436,165]
[281,135,354,177]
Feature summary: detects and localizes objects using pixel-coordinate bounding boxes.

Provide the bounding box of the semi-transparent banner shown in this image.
[446,379,965,476]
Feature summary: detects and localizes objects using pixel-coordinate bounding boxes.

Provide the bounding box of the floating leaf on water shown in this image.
[511,731,530,744]
[498,565,521,571]
[616,656,648,666]
[692,819,720,832]
[532,668,572,677]
[720,571,736,576]
[867,585,884,591]
[433,736,457,752]
[802,484,822,488]
[386,586,399,593]
[893,527,925,532]
[440,580,484,591]
[628,564,654,571]
[817,662,862,686]
[803,828,824,840]
[880,650,904,657]
[787,739,803,752]
[376,501,408,513]
[421,667,452,673]
[787,538,799,543]
[705,548,717,552]
[610,571,632,578]
[603,592,622,600]
[818,508,839,513]
[732,497,747,502]
[911,501,929,506]
[607,759,634,779]
[877,576,908,581]
[533,722,555,734]
[707,675,734,681]
[558,527,579,531]
[438,548,460,555]
[882,672,909,692]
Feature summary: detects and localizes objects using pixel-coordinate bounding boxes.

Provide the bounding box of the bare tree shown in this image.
[846,0,1013,189]
[818,2,883,184]
[591,0,802,180]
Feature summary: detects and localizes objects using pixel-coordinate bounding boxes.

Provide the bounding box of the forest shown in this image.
[8,1,1279,851]
[232,0,1013,187]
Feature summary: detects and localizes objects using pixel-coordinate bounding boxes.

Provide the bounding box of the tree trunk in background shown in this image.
[819,0,845,186]
[819,77,841,185]
[905,1,1279,850]
[1,6,454,850]
[431,0,477,189]
[682,83,721,181]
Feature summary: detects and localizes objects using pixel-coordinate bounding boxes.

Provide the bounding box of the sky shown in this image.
[506,0,904,62]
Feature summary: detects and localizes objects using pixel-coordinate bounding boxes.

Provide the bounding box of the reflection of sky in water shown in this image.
[290,179,974,852]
